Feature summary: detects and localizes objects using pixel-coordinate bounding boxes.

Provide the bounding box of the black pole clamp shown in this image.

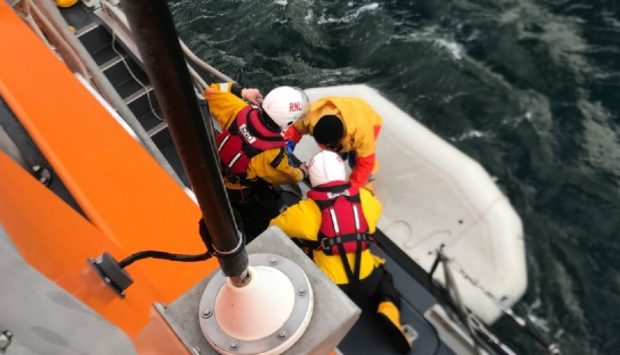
[198,218,245,259]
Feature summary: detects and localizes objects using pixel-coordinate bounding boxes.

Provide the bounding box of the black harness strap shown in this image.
[313,183,351,193]
[319,232,369,284]
[270,148,286,168]
[319,232,370,249]
[333,237,365,285]
[314,194,361,211]
[336,243,356,285]
[353,239,362,282]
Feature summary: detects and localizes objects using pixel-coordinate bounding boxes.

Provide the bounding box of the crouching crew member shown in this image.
[284,96,382,189]
[270,151,414,353]
[205,83,310,242]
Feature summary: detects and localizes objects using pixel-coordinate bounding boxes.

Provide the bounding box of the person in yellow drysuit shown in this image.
[205,83,309,241]
[270,151,414,353]
[284,96,383,189]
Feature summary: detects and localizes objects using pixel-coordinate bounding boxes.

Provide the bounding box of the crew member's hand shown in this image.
[241,88,263,105]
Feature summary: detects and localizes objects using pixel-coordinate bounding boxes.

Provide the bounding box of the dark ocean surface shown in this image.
[170,0,620,354]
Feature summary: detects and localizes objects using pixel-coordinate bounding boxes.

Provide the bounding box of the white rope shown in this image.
[109,24,164,122]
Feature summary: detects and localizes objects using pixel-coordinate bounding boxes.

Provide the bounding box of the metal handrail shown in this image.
[25,0,183,186]
[430,247,560,355]
[100,0,220,94]
[180,40,235,84]
[27,0,90,79]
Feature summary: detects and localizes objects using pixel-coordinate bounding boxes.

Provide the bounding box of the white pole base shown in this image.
[199,254,313,355]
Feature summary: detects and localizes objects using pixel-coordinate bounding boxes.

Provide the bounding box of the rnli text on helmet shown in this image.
[290,102,303,112]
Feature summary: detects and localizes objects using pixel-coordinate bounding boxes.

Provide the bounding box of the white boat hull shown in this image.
[295,84,527,324]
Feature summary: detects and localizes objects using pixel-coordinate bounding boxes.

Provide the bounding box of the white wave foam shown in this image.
[304,9,313,23]
[433,38,463,60]
[450,129,489,142]
[317,3,379,24]
[274,0,287,6]
[395,30,464,61]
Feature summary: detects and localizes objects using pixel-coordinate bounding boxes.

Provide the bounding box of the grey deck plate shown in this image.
[338,246,454,355]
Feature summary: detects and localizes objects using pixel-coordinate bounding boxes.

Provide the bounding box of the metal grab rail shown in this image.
[25,0,90,80]
[180,40,235,84]
[100,0,222,94]
[429,246,561,355]
[21,0,183,186]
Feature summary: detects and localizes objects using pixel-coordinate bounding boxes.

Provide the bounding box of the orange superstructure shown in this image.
[0,0,218,339]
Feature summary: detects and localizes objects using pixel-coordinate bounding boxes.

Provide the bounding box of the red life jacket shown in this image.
[307,181,370,254]
[307,181,371,283]
[216,106,285,183]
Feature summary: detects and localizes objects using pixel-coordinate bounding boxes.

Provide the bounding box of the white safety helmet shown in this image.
[308,151,347,187]
[262,86,310,131]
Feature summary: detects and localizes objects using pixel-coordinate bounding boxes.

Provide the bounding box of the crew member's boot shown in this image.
[377,301,416,353]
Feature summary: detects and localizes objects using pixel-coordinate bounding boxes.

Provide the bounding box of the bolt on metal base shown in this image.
[0,330,13,352]
[198,253,313,355]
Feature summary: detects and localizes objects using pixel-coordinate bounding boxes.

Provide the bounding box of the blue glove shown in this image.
[285,140,296,158]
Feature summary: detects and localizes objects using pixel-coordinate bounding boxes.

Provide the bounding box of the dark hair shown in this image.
[313,115,344,145]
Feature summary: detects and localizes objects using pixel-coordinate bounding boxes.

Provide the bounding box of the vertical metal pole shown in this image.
[441,254,482,354]
[119,0,248,283]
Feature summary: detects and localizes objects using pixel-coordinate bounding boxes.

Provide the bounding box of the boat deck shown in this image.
[3,4,466,354]
[339,243,454,355]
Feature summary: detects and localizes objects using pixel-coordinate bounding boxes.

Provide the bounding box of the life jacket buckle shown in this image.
[319,237,331,251]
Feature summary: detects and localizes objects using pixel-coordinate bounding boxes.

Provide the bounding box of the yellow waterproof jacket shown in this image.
[204,83,303,190]
[285,97,382,186]
[270,187,385,285]
[288,97,382,156]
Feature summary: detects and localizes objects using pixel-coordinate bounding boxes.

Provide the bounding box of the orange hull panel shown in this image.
[0,1,218,339]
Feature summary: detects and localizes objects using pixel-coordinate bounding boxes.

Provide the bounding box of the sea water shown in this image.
[171,1,620,354]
